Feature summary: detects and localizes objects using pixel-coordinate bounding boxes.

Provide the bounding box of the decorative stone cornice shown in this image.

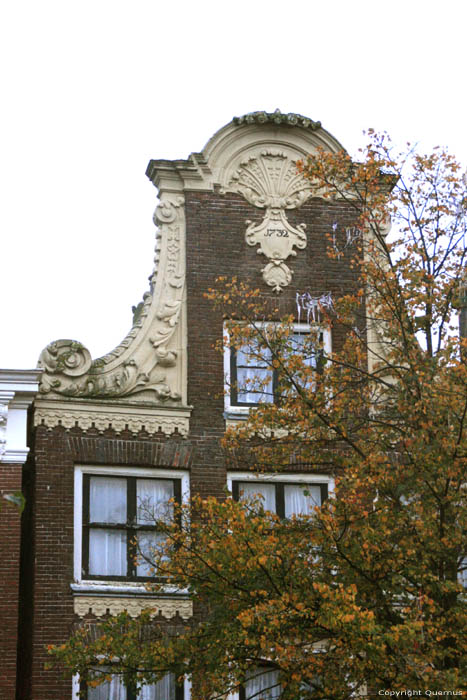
[0,369,41,463]
[34,399,190,436]
[73,595,193,620]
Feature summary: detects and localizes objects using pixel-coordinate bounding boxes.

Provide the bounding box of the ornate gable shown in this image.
[35,110,343,435]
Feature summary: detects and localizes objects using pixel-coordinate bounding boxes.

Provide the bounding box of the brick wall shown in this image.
[185,189,361,444]
[0,462,23,700]
[22,188,361,698]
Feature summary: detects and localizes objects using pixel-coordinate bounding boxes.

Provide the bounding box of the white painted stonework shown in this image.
[0,369,41,464]
[73,595,193,620]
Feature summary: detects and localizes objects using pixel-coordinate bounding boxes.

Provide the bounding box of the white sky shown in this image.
[1,0,466,369]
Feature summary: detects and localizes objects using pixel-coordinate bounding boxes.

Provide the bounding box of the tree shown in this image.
[50,133,467,698]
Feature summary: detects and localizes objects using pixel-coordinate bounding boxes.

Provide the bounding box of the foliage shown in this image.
[1,490,25,513]
[50,133,467,698]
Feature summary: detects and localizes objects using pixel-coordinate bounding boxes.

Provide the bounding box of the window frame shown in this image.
[73,671,190,700]
[228,472,334,518]
[74,466,190,585]
[224,322,331,415]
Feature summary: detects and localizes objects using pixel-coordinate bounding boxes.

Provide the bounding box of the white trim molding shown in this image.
[0,369,41,464]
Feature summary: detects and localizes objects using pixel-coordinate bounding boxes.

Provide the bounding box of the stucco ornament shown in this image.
[73,595,193,620]
[37,195,186,404]
[223,150,311,292]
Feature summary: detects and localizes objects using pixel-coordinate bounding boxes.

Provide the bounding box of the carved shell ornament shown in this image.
[223,150,312,292]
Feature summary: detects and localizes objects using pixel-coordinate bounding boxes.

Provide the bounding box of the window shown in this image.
[82,671,186,700]
[229,473,332,518]
[74,467,189,584]
[237,667,323,700]
[225,323,330,413]
[82,475,180,580]
[239,667,281,700]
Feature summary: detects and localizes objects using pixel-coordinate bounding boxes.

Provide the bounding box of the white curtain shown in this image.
[137,479,174,524]
[87,673,127,700]
[244,668,281,699]
[90,477,126,523]
[239,482,276,513]
[237,342,273,403]
[138,674,176,700]
[284,484,321,518]
[89,530,126,576]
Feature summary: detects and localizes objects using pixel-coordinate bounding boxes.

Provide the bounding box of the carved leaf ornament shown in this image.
[224,150,312,292]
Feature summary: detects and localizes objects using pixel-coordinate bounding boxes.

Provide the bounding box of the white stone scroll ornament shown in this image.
[223,150,312,292]
[38,196,186,403]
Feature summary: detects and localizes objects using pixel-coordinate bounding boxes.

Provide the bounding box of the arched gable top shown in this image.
[146,109,346,195]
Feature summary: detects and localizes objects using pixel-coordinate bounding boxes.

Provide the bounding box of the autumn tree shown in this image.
[50,133,467,698]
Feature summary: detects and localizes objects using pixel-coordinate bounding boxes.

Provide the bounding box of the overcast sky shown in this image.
[1,0,465,369]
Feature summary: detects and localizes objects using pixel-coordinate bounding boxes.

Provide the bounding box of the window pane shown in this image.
[237,366,273,403]
[87,673,127,700]
[284,333,321,391]
[136,532,168,577]
[236,341,271,367]
[236,339,273,404]
[284,484,321,517]
[137,479,174,524]
[138,674,176,700]
[89,530,126,576]
[291,333,318,368]
[238,482,276,512]
[245,667,281,699]
[90,477,127,523]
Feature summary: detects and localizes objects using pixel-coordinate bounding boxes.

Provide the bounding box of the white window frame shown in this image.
[74,465,190,591]
[224,322,331,418]
[227,472,335,509]
[72,673,192,700]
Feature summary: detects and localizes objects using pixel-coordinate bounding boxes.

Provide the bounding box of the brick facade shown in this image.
[13,113,361,698]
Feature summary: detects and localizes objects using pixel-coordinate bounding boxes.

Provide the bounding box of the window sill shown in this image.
[71,581,189,596]
[224,408,250,422]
